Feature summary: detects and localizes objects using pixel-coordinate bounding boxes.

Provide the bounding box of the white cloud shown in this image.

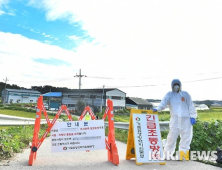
[1,0,222,100]
[0,32,78,87]
[0,0,8,15]
[0,0,8,6]
[0,0,16,16]
[68,35,80,40]
[0,32,129,91]
[0,10,4,15]
[44,40,52,44]
[42,32,51,37]
[41,32,57,39]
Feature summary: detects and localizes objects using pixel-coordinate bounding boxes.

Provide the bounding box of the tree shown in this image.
[76,100,86,116]
[90,105,100,114]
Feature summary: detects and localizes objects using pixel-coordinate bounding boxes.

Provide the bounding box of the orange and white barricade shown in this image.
[28,95,119,166]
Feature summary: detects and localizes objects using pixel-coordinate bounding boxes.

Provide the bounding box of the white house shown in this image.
[1,89,41,104]
[62,88,126,111]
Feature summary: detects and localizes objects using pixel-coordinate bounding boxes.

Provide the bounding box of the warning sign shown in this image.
[132,114,164,163]
[50,120,106,152]
[126,109,165,165]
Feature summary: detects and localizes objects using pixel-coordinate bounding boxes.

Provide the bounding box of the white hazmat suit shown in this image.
[157,79,197,154]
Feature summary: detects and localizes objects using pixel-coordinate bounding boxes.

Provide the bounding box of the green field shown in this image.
[0,109,54,119]
[114,107,222,122]
[0,108,78,121]
[197,108,222,121]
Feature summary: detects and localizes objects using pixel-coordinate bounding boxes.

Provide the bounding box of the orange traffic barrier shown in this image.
[78,106,96,121]
[79,101,119,165]
[103,100,119,165]
[28,96,73,165]
[28,96,119,166]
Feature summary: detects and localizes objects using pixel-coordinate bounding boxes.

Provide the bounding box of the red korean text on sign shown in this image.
[146,115,161,160]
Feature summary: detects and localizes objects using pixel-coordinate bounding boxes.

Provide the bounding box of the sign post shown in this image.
[126,109,165,165]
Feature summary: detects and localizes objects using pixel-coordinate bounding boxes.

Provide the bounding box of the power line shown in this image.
[3,75,222,89]
[104,77,222,88]
[6,70,222,84]
[86,76,114,79]
[183,77,222,83]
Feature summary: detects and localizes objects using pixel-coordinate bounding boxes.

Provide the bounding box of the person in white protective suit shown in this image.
[152,79,197,158]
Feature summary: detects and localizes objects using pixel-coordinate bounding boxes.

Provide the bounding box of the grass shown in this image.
[0,124,49,160]
[0,108,78,121]
[114,115,130,122]
[0,109,54,119]
[113,107,222,122]
[8,103,37,107]
[197,108,222,121]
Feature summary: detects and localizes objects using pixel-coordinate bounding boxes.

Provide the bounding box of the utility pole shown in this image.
[3,77,9,105]
[74,69,86,101]
[49,89,51,109]
[91,90,94,106]
[100,85,105,113]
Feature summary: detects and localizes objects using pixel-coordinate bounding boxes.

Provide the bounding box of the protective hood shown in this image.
[171,79,182,91]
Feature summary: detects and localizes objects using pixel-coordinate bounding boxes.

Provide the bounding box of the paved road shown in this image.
[0,114,61,126]
[1,137,221,170]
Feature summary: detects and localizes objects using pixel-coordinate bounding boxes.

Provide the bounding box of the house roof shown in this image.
[63,88,126,94]
[126,97,153,106]
[43,92,62,97]
[5,89,41,94]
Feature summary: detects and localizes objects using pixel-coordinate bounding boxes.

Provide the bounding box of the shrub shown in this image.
[75,101,86,116]
[0,124,48,160]
[190,120,222,151]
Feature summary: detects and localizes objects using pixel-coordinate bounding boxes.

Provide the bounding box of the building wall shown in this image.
[138,105,153,110]
[1,89,8,103]
[7,95,39,104]
[8,95,21,103]
[1,89,40,104]
[126,104,138,109]
[62,91,104,110]
[106,89,126,110]
[62,89,126,110]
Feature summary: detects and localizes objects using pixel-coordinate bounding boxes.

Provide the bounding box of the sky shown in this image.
[0,0,222,101]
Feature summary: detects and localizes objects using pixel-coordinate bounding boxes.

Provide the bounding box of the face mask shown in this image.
[173,85,180,92]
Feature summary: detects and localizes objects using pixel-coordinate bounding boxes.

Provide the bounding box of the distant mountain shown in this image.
[0,82,21,95]
[146,98,222,106]
[0,82,72,96]
[146,99,161,102]
[194,100,222,106]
